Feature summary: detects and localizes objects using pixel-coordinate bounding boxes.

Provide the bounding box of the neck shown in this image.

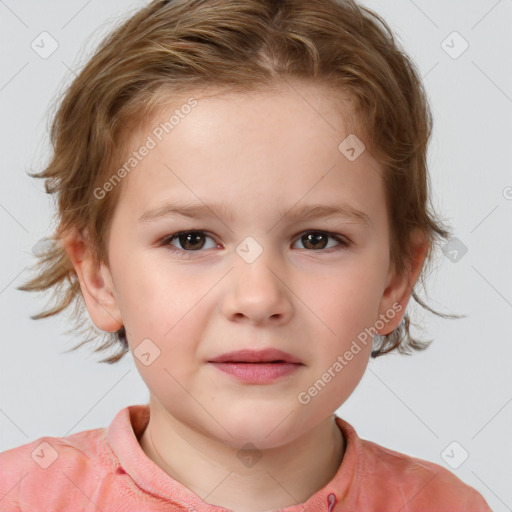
[139,403,345,512]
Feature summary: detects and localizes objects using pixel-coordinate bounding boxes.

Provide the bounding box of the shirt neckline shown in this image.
[107,404,360,511]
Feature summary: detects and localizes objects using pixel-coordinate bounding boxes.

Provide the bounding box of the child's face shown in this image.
[73,81,424,448]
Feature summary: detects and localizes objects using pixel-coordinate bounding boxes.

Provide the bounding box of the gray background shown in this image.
[1,0,511,510]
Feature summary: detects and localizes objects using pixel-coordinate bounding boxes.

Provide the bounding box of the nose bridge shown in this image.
[234,236,284,294]
[224,235,292,322]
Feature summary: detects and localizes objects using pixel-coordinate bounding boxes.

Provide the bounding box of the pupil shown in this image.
[304,233,326,250]
[182,232,203,250]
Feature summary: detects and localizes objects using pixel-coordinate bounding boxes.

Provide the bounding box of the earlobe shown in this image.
[377,230,429,335]
[62,229,123,333]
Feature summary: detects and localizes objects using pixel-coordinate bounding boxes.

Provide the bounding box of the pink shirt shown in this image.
[0,404,492,511]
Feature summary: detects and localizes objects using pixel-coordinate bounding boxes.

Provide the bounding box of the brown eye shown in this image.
[177,232,205,250]
[301,232,328,250]
[164,231,217,252]
[294,231,349,251]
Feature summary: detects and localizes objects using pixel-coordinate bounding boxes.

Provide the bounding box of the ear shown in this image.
[61,229,123,333]
[376,229,429,335]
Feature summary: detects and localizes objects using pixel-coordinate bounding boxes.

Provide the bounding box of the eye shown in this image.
[160,229,350,257]
[292,231,350,251]
[161,231,218,253]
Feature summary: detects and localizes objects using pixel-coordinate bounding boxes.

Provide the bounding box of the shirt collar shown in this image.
[107,404,361,511]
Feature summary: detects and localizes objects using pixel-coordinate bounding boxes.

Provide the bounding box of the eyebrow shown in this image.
[138,201,372,227]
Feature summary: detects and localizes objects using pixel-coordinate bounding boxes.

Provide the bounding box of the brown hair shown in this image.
[19,0,458,364]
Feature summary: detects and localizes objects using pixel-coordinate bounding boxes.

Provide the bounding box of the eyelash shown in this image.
[159,230,351,258]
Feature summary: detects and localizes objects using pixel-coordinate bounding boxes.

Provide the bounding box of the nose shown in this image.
[221,247,293,325]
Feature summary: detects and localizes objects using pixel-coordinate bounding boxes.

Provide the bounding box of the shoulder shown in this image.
[0,427,114,510]
[358,438,492,511]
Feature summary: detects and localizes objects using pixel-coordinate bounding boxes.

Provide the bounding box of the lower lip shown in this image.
[209,362,302,383]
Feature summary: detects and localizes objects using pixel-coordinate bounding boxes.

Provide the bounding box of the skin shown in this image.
[63,80,427,512]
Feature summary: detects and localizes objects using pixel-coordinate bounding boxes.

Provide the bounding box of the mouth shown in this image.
[218,360,289,364]
[207,348,303,384]
[208,348,303,365]
[208,361,303,383]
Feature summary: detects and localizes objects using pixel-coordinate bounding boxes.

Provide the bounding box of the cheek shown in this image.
[110,249,181,328]
[130,312,203,392]
[313,256,388,336]
[303,253,386,400]
[300,336,372,414]
[112,254,206,357]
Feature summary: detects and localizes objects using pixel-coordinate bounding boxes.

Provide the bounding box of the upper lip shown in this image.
[209,348,303,364]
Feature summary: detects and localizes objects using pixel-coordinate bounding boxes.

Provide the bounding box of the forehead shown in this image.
[114,81,384,223]
[136,81,361,134]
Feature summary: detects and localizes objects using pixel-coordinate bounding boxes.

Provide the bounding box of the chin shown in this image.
[215,413,301,449]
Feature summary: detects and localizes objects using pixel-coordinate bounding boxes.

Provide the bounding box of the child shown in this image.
[0,0,493,510]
